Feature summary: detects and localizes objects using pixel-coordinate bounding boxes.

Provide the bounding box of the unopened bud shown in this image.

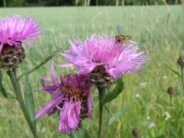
[132,128,140,137]
[177,55,184,67]
[167,86,176,95]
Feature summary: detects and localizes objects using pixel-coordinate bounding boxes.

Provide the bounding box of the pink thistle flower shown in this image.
[60,34,147,87]
[0,15,41,51]
[35,62,93,134]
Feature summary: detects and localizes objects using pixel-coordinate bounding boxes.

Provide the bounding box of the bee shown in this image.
[115,25,132,43]
[115,35,132,43]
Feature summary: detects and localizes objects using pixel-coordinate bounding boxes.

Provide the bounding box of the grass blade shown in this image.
[154,134,166,138]
[174,109,182,125]
[18,48,61,80]
[0,70,16,99]
[108,105,130,126]
[102,79,124,105]
[24,75,36,130]
[165,64,180,77]
[177,80,184,100]
[169,125,178,138]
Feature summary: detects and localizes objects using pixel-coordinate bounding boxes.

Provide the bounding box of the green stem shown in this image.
[97,87,105,138]
[181,66,184,99]
[105,88,110,138]
[7,69,38,138]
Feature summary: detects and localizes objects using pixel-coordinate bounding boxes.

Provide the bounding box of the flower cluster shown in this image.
[35,34,147,133]
[1,14,147,135]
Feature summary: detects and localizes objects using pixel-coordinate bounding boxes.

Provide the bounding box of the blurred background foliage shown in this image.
[0,0,182,7]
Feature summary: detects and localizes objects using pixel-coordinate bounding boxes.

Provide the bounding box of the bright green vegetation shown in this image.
[0,5,184,138]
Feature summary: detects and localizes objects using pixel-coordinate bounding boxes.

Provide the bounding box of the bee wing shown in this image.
[128,40,137,44]
[117,25,124,34]
[128,39,144,48]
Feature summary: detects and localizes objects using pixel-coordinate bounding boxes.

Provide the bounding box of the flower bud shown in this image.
[132,128,140,137]
[177,55,184,67]
[167,86,176,95]
[0,43,25,70]
[89,65,115,88]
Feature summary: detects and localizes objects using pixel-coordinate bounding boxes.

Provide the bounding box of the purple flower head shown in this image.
[35,62,93,134]
[0,15,41,52]
[60,34,147,87]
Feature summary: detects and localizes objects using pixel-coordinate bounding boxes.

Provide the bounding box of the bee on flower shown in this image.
[115,25,138,45]
[60,34,147,88]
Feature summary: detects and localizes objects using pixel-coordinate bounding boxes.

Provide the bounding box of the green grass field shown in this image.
[0,5,184,138]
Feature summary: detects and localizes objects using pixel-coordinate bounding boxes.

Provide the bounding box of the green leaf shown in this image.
[0,70,16,99]
[68,132,77,138]
[165,64,181,77]
[68,128,91,138]
[102,79,124,105]
[18,48,61,80]
[154,132,169,138]
[77,129,91,138]
[24,75,36,130]
[108,105,130,126]
[154,134,166,138]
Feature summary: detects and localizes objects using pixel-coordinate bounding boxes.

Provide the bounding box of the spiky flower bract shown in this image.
[0,14,41,51]
[35,62,93,134]
[61,34,147,87]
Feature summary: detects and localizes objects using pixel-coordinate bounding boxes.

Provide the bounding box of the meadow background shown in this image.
[0,4,184,138]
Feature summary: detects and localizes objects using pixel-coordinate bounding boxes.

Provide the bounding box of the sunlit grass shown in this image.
[0,5,184,138]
